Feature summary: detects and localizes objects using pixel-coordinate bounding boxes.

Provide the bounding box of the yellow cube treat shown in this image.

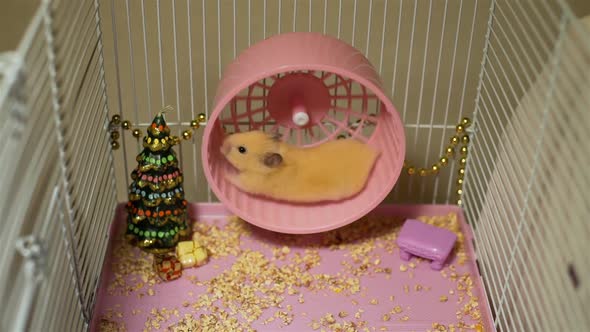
[176,241,194,257]
[179,253,197,268]
[193,246,208,266]
[174,239,209,269]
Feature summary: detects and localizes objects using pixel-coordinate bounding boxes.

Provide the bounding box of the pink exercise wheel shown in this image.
[202,32,405,234]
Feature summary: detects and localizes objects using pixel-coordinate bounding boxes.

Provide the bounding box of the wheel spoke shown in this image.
[293,129,300,145]
[269,123,280,135]
[239,96,266,100]
[326,78,352,90]
[230,99,239,132]
[321,72,334,82]
[229,107,266,121]
[323,114,348,129]
[252,112,274,130]
[323,114,367,142]
[251,82,272,90]
[333,107,379,123]
[316,121,334,139]
[334,111,367,138]
[332,94,374,99]
[281,128,291,142]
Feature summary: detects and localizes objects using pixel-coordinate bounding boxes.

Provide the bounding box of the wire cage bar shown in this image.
[0,0,117,330]
[465,0,590,330]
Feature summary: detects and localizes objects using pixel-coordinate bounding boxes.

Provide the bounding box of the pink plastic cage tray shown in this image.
[91,203,494,332]
[201,32,406,235]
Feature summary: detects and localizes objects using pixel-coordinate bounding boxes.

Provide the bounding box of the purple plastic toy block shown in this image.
[396,219,457,270]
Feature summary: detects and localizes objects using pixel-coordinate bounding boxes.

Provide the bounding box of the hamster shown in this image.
[220,130,380,203]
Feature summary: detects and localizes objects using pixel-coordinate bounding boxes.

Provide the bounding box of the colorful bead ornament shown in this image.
[125,109,191,256]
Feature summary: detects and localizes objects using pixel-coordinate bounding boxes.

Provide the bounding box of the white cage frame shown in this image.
[0,0,588,331]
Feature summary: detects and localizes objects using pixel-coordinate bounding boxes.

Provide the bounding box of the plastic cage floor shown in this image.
[91,204,494,332]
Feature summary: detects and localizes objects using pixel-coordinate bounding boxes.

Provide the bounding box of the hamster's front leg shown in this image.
[225,173,243,188]
[226,173,260,195]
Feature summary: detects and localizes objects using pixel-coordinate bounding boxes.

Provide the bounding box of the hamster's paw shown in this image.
[225,173,242,187]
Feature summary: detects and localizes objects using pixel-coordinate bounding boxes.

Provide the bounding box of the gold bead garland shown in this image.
[431,164,439,174]
[445,147,454,157]
[460,146,468,156]
[182,130,193,140]
[108,108,207,148]
[109,114,122,148]
[111,114,121,125]
[403,117,472,206]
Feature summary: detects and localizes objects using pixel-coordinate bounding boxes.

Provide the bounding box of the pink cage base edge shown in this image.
[90,203,495,332]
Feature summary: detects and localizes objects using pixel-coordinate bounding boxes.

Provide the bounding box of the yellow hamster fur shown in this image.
[220,130,379,203]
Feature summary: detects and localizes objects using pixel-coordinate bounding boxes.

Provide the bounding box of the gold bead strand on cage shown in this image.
[180,113,207,143]
[109,114,138,149]
[455,117,471,206]
[108,112,208,146]
[109,114,122,149]
[402,117,472,206]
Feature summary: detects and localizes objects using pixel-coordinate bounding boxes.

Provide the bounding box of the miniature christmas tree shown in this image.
[125,110,191,255]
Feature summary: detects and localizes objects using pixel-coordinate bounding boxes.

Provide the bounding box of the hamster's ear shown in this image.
[262,153,283,168]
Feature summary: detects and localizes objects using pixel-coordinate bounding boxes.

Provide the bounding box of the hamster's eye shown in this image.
[238,146,247,154]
